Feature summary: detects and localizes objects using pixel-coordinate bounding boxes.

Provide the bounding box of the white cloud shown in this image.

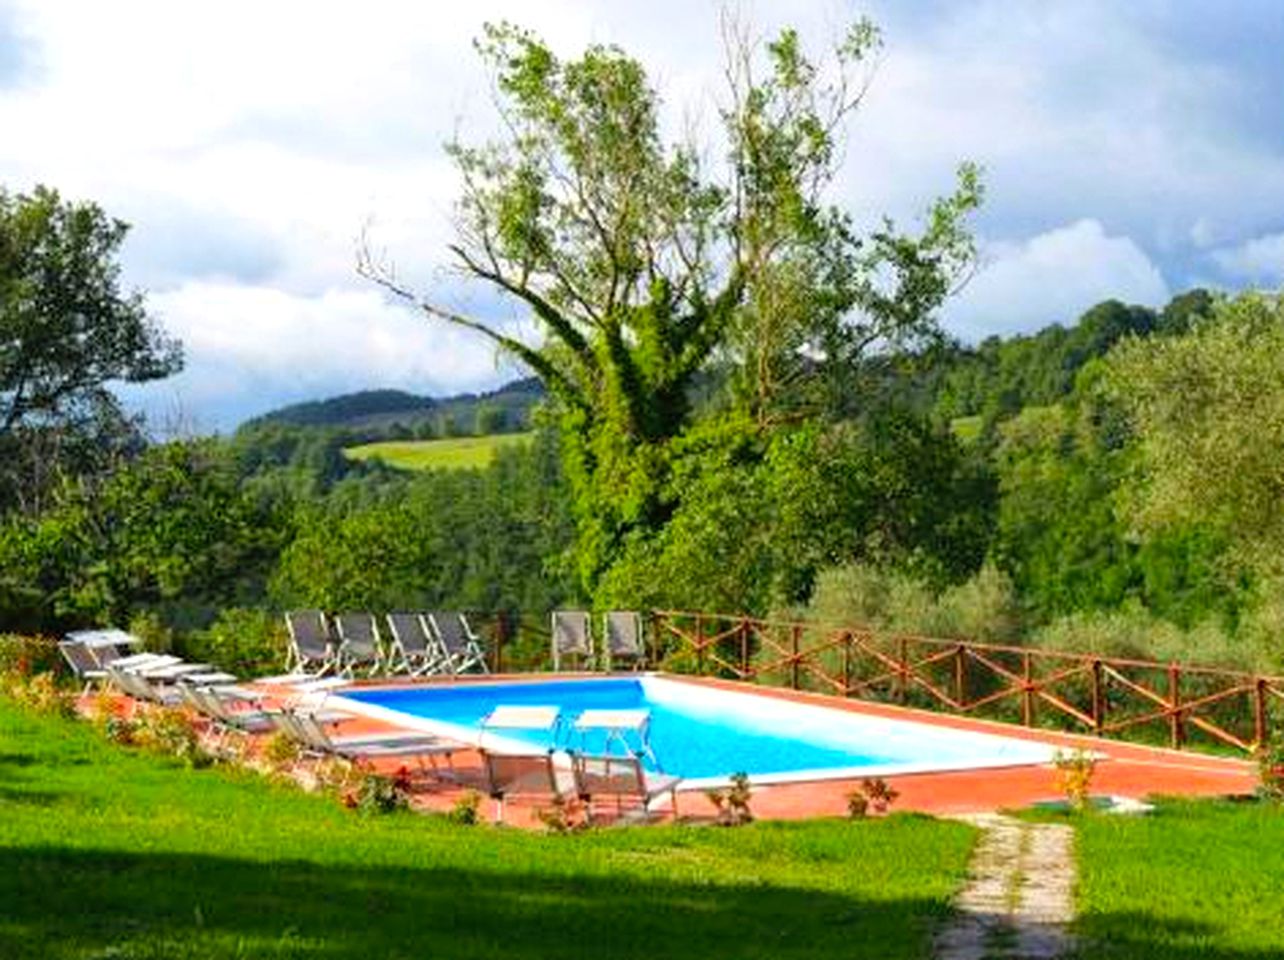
[943,219,1169,339]
[120,281,522,433]
[1211,232,1284,284]
[3,1,1284,427]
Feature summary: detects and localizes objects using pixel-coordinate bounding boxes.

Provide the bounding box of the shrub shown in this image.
[6,671,76,718]
[859,777,899,815]
[262,731,301,771]
[705,772,754,826]
[534,794,585,833]
[449,790,482,825]
[846,791,869,819]
[185,607,289,677]
[0,634,63,678]
[1258,731,1284,803]
[134,706,212,768]
[345,769,411,815]
[1052,748,1098,811]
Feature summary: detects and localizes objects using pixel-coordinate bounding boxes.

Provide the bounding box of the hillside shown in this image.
[242,377,544,434]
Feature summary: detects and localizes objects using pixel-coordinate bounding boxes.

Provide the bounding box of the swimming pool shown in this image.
[335,676,1057,788]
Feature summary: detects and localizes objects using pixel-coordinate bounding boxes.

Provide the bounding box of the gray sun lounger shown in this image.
[334,612,384,677]
[426,612,489,674]
[603,611,646,670]
[284,610,337,675]
[552,610,594,671]
[385,613,447,676]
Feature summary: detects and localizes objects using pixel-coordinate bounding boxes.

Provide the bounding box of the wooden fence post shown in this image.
[739,620,750,678]
[1169,663,1185,748]
[1255,677,1268,749]
[843,632,853,697]
[1022,651,1034,726]
[1091,659,1104,735]
[790,625,801,690]
[695,615,705,675]
[897,637,909,705]
[954,644,966,707]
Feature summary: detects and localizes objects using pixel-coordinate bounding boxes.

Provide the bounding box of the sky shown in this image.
[1,1,1282,433]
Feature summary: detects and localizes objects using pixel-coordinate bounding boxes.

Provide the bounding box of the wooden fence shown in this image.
[646,610,1284,755]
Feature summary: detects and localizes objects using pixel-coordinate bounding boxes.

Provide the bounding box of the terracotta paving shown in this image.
[265,672,1256,827]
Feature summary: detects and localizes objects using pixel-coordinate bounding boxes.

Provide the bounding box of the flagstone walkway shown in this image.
[935,814,1076,960]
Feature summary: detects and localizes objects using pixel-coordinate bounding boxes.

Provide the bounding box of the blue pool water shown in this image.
[339,677,1054,784]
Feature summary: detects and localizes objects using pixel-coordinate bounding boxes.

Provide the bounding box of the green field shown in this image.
[344,432,534,471]
[0,699,975,959]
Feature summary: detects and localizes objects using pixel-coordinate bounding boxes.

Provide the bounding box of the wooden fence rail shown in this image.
[647,610,1284,755]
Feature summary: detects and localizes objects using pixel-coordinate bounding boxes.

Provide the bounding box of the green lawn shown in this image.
[1069,798,1284,959]
[0,699,974,959]
[344,433,533,471]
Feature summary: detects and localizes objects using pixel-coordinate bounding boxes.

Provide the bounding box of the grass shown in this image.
[344,432,533,471]
[1039,798,1284,960]
[0,698,974,959]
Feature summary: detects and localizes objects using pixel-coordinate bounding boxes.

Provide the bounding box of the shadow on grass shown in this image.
[0,845,941,960]
[1070,911,1284,960]
[0,786,63,806]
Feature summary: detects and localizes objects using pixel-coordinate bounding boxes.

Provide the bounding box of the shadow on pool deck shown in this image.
[0,845,944,960]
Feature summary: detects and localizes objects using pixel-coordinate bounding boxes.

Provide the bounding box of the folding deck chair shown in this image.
[57,639,110,694]
[480,749,575,824]
[384,613,447,676]
[282,710,460,780]
[284,610,336,675]
[603,611,646,670]
[426,612,489,674]
[333,612,384,676]
[551,610,594,671]
[570,752,681,824]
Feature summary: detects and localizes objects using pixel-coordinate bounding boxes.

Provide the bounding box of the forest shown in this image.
[1,24,1281,679]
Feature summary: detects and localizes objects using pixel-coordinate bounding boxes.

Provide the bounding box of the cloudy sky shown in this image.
[2,1,1282,432]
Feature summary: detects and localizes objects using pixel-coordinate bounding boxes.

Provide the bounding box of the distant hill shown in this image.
[242,377,544,434]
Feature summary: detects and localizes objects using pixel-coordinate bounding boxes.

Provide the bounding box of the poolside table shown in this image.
[572,709,659,769]
[480,705,567,749]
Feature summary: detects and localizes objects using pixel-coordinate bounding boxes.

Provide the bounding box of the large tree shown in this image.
[363,18,981,591]
[0,185,182,512]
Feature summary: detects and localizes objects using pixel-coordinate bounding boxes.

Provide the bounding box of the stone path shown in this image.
[934,814,1076,960]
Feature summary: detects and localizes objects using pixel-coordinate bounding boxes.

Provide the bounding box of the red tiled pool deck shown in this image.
[290,673,1257,826]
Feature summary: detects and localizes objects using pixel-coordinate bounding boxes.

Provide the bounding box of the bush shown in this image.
[185,607,288,677]
[1031,603,1256,671]
[0,634,63,678]
[800,563,1023,642]
[133,706,212,768]
[1259,731,1284,803]
[4,671,75,718]
[448,790,482,825]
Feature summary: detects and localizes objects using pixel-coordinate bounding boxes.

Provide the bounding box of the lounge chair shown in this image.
[284,610,336,675]
[480,748,575,823]
[283,710,460,779]
[333,612,384,676]
[385,613,447,676]
[570,752,681,824]
[551,610,594,671]
[57,638,110,694]
[603,611,646,670]
[180,686,278,750]
[427,612,489,674]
